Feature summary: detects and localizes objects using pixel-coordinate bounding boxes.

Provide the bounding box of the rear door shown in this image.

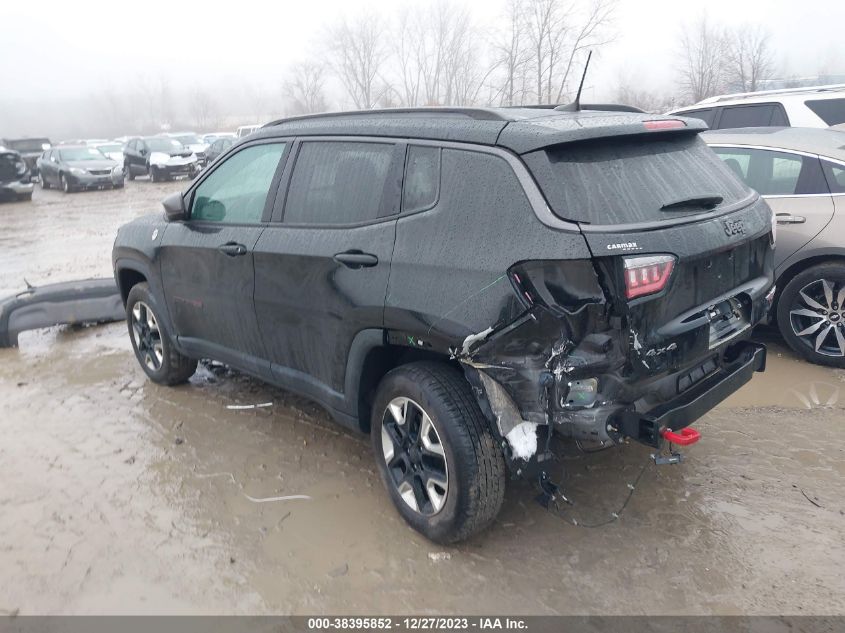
[253,138,401,397]
[711,146,834,271]
[158,140,288,370]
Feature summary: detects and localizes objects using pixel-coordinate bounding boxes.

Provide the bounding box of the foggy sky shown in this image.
[1,0,843,138]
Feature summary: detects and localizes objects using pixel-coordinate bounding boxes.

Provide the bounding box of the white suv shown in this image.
[668,84,845,130]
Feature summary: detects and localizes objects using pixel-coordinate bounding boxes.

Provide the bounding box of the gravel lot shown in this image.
[1,181,844,615]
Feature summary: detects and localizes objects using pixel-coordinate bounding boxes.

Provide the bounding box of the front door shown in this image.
[158,140,289,370]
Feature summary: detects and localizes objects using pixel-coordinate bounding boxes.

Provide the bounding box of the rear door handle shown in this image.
[218,242,248,257]
[776,214,806,225]
[333,250,379,269]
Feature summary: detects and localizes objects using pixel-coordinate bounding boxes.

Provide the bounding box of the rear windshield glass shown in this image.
[804,98,845,126]
[523,134,751,225]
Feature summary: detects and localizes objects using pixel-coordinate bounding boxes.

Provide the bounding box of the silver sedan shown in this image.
[705,126,845,366]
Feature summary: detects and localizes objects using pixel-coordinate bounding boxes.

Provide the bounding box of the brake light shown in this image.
[623,255,675,299]
[643,119,686,131]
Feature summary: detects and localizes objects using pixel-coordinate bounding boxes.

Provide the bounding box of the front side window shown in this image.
[713,147,828,196]
[402,145,441,212]
[283,141,394,225]
[191,142,286,223]
[805,99,845,126]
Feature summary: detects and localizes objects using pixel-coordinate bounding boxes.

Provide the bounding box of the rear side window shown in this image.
[284,141,394,225]
[717,104,785,129]
[676,108,716,127]
[822,161,845,193]
[191,142,286,223]
[402,145,441,212]
[712,148,828,196]
[805,99,845,126]
[523,134,750,225]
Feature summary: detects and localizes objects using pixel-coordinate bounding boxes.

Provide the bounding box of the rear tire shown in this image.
[777,262,845,368]
[126,282,197,385]
[371,361,506,544]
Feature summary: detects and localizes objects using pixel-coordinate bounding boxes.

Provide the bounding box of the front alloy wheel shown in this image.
[788,278,845,358]
[381,397,449,515]
[130,301,164,371]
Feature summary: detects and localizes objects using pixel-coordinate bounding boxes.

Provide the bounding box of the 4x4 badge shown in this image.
[723,219,745,236]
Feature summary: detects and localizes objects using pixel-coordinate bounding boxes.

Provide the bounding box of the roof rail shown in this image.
[264,107,511,127]
[697,83,845,105]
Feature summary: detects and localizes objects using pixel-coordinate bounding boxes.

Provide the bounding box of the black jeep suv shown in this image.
[113,107,775,543]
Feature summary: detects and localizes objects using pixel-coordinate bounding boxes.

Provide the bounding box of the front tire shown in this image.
[371,362,506,544]
[125,162,135,181]
[777,262,845,368]
[60,173,73,193]
[40,176,50,190]
[126,283,197,385]
[149,164,159,182]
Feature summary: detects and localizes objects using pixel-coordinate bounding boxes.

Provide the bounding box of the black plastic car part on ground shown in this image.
[0,279,124,347]
[113,106,776,542]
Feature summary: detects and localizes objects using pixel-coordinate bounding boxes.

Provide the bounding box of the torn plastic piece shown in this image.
[226,402,273,410]
[0,278,124,347]
[505,422,539,461]
[243,494,312,503]
[460,325,494,356]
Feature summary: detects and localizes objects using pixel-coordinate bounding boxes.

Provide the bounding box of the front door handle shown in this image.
[333,250,379,269]
[218,242,248,257]
[776,214,806,225]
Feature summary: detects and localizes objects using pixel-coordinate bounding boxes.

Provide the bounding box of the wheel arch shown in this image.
[773,252,845,320]
[346,333,461,434]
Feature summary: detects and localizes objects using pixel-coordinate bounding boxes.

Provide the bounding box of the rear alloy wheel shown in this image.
[777,263,845,368]
[126,282,197,385]
[381,397,450,516]
[371,362,505,543]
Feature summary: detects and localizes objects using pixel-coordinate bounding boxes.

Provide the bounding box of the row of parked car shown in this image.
[0,128,253,199]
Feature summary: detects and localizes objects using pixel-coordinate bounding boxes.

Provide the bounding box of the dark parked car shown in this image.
[123,136,199,182]
[113,107,775,542]
[37,146,124,192]
[1,137,51,179]
[0,146,34,201]
[205,136,234,164]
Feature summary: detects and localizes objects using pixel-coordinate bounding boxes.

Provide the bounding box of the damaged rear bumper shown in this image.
[0,278,124,347]
[615,341,766,448]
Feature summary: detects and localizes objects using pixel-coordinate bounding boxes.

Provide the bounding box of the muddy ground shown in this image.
[1,182,844,615]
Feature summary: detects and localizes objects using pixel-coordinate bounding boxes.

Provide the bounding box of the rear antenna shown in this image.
[555,50,592,112]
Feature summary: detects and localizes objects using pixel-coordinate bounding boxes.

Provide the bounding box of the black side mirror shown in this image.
[162,191,188,222]
[139,147,147,156]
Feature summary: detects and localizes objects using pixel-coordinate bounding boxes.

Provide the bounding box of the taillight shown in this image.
[623,255,675,299]
[643,119,686,131]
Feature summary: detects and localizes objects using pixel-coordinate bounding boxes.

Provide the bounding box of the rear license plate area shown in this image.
[708,296,750,349]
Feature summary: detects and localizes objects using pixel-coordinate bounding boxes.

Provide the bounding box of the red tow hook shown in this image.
[661,427,701,446]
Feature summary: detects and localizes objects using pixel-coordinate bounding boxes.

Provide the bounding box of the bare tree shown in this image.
[678,16,726,103]
[724,24,775,93]
[492,0,530,106]
[189,88,218,130]
[523,0,617,105]
[282,61,328,114]
[328,12,390,109]
[613,76,677,113]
